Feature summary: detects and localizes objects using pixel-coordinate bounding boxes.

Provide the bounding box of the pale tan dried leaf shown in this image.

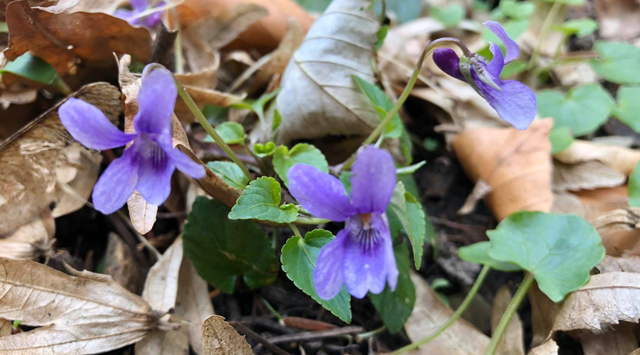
[452,119,554,221]
[597,255,640,274]
[578,327,638,355]
[0,319,12,338]
[0,209,55,260]
[136,328,189,355]
[0,83,121,235]
[187,4,268,50]
[53,143,101,217]
[550,192,588,218]
[202,315,252,355]
[528,283,557,347]
[405,270,492,355]
[575,186,629,222]
[528,340,558,355]
[590,207,640,256]
[0,89,37,110]
[631,349,640,355]
[271,0,380,146]
[553,272,640,332]
[555,140,640,176]
[142,238,184,313]
[553,62,599,87]
[520,0,565,59]
[458,180,491,215]
[491,286,525,355]
[176,258,214,354]
[103,233,144,294]
[595,0,640,41]
[553,160,625,192]
[45,0,128,14]
[174,86,244,124]
[0,257,156,354]
[128,192,158,235]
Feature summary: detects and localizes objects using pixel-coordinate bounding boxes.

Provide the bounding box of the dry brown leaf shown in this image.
[4,0,151,76]
[458,180,491,215]
[0,257,157,354]
[591,207,640,256]
[577,326,638,355]
[595,0,640,41]
[555,140,640,176]
[552,160,626,192]
[491,286,525,355]
[550,191,588,218]
[575,186,629,222]
[53,142,101,217]
[0,209,55,260]
[103,232,144,294]
[176,0,313,53]
[528,283,557,347]
[597,255,640,273]
[0,82,121,235]
[0,88,37,110]
[48,0,128,14]
[631,349,640,355]
[136,329,190,355]
[202,315,252,355]
[520,0,565,59]
[552,272,640,332]
[187,4,268,50]
[553,62,599,87]
[452,119,554,220]
[128,192,158,235]
[404,270,492,355]
[0,319,11,338]
[528,340,558,355]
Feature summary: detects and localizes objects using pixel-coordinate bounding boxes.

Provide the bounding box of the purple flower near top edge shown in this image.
[433,21,537,130]
[115,0,165,28]
[59,66,205,215]
[288,146,398,300]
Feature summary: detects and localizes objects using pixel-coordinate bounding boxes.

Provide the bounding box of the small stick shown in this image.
[266,326,365,344]
[229,321,291,355]
[283,316,339,331]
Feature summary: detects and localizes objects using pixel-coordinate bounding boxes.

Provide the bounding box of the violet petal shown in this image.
[134,137,174,205]
[156,136,206,179]
[59,98,136,150]
[130,0,148,12]
[433,48,464,81]
[313,229,348,300]
[288,164,356,222]
[92,141,140,214]
[350,146,396,214]
[475,76,537,130]
[134,67,177,135]
[374,213,398,290]
[484,21,519,64]
[487,43,505,79]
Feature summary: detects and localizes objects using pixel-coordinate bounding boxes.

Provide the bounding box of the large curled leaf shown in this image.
[273,143,328,186]
[387,182,427,269]
[272,0,380,145]
[184,197,279,293]
[229,177,299,223]
[280,229,352,323]
[487,211,605,302]
[370,243,416,333]
[537,84,615,136]
[590,41,640,85]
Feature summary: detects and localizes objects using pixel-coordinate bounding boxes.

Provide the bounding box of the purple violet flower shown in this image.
[59,66,205,215]
[115,0,165,28]
[288,146,398,300]
[433,21,537,130]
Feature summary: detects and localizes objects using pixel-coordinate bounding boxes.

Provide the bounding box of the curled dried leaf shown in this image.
[202,315,252,355]
[553,160,625,192]
[0,209,55,260]
[555,140,640,176]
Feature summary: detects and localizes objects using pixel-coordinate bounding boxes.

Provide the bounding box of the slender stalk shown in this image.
[391,265,491,355]
[289,223,303,238]
[295,216,330,225]
[357,325,386,341]
[173,12,184,74]
[527,1,563,70]
[484,273,535,355]
[341,37,472,171]
[173,78,253,181]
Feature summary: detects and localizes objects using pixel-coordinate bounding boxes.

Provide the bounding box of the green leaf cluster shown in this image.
[273,143,329,186]
[229,177,299,223]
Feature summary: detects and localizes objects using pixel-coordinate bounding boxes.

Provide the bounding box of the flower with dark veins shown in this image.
[288,146,398,300]
[59,66,205,215]
[115,0,165,28]
[433,21,537,130]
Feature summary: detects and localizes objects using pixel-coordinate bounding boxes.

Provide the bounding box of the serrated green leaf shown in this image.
[548,126,574,154]
[487,211,605,302]
[459,242,522,272]
[370,243,415,333]
[499,0,535,20]
[553,19,598,38]
[281,229,352,323]
[590,41,640,85]
[1,53,69,93]
[432,4,466,27]
[273,143,328,186]
[388,182,426,269]
[254,142,277,158]
[207,161,249,189]
[183,197,279,293]
[229,177,299,223]
[613,86,640,133]
[205,122,247,144]
[353,75,403,139]
[628,160,640,207]
[396,161,426,176]
[537,84,615,136]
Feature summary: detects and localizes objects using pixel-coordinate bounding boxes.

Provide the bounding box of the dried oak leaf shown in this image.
[176,257,214,354]
[0,82,120,235]
[0,208,55,260]
[452,119,554,221]
[552,160,625,192]
[4,0,152,76]
[202,315,252,355]
[0,257,158,354]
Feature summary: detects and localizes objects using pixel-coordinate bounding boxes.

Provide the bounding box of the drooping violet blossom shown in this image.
[288,146,398,300]
[433,21,536,130]
[59,66,205,215]
[115,0,165,28]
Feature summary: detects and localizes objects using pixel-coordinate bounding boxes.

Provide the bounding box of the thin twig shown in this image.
[229,321,291,355]
[265,326,365,344]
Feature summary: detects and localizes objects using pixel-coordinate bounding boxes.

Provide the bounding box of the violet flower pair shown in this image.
[59,66,205,215]
[115,0,165,28]
[433,21,537,130]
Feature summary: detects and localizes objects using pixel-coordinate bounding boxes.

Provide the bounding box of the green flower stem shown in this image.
[295,216,331,225]
[341,37,472,171]
[390,265,491,355]
[527,1,563,70]
[484,272,535,355]
[173,15,184,75]
[357,326,386,341]
[288,223,303,238]
[173,77,253,181]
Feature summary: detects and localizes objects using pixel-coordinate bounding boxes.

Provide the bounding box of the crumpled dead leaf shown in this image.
[268,0,381,146]
[527,340,558,355]
[577,326,638,355]
[4,0,152,76]
[555,140,640,176]
[0,257,158,354]
[597,255,640,273]
[0,82,120,235]
[591,207,640,256]
[176,256,214,354]
[452,119,554,220]
[0,319,11,338]
[48,0,128,14]
[0,208,55,260]
[552,160,626,192]
[202,315,252,355]
[595,0,640,41]
[103,232,145,294]
[520,0,565,60]
[491,286,525,355]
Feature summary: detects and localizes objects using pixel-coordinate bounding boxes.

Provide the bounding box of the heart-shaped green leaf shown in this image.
[537,84,615,136]
[590,41,640,85]
[229,177,298,223]
[548,126,574,154]
[613,86,640,133]
[273,143,328,186]
[499,0,535,20]
[553,19,598,38]
[459,241,522,272]
[207,161,250,189]
[184,197,279,293]
[487,211,605,302]
[281,229,352,323]
[205,122,247,144]
[432,4,466,27]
